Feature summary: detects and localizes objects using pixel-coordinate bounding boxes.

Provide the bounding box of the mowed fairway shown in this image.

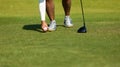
[0,0,120,67]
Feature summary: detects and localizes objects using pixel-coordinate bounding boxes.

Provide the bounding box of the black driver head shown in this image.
[77,26,87,33]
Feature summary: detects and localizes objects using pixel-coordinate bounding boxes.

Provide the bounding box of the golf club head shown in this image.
[77,26,87,33]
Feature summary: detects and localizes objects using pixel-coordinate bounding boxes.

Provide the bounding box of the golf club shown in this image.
[77,0,87,33]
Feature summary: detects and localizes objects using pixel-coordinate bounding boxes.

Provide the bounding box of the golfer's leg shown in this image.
[46,0,56,31]
[39,0,48,31]
[46,0,55,21]
[62,0,71,16]
[62,0,73,27]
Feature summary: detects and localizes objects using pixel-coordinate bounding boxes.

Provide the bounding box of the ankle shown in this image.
[50,20,56,23]
[65,16,70,20]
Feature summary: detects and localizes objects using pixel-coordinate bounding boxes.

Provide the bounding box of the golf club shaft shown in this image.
[80,0,86,26]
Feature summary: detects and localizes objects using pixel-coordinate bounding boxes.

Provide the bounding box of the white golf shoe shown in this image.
[64,17,73,27]
[48,20,56,31]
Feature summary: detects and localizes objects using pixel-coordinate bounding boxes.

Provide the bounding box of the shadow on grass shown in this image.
[57,25,64,27]
[23,24,43,32]
[23,24,65,33]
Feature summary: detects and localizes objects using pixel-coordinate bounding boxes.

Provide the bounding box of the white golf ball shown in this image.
[43,27,47,31]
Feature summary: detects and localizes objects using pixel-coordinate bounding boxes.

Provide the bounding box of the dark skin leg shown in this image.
[62,0,71,16]
[46,0,55,21]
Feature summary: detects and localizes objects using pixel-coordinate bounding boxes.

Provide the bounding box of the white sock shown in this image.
[51,20,56,23]
[39,0,46,21]
[65,16,70,20]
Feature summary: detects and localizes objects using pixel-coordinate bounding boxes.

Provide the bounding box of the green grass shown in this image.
[0,0,120,67]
